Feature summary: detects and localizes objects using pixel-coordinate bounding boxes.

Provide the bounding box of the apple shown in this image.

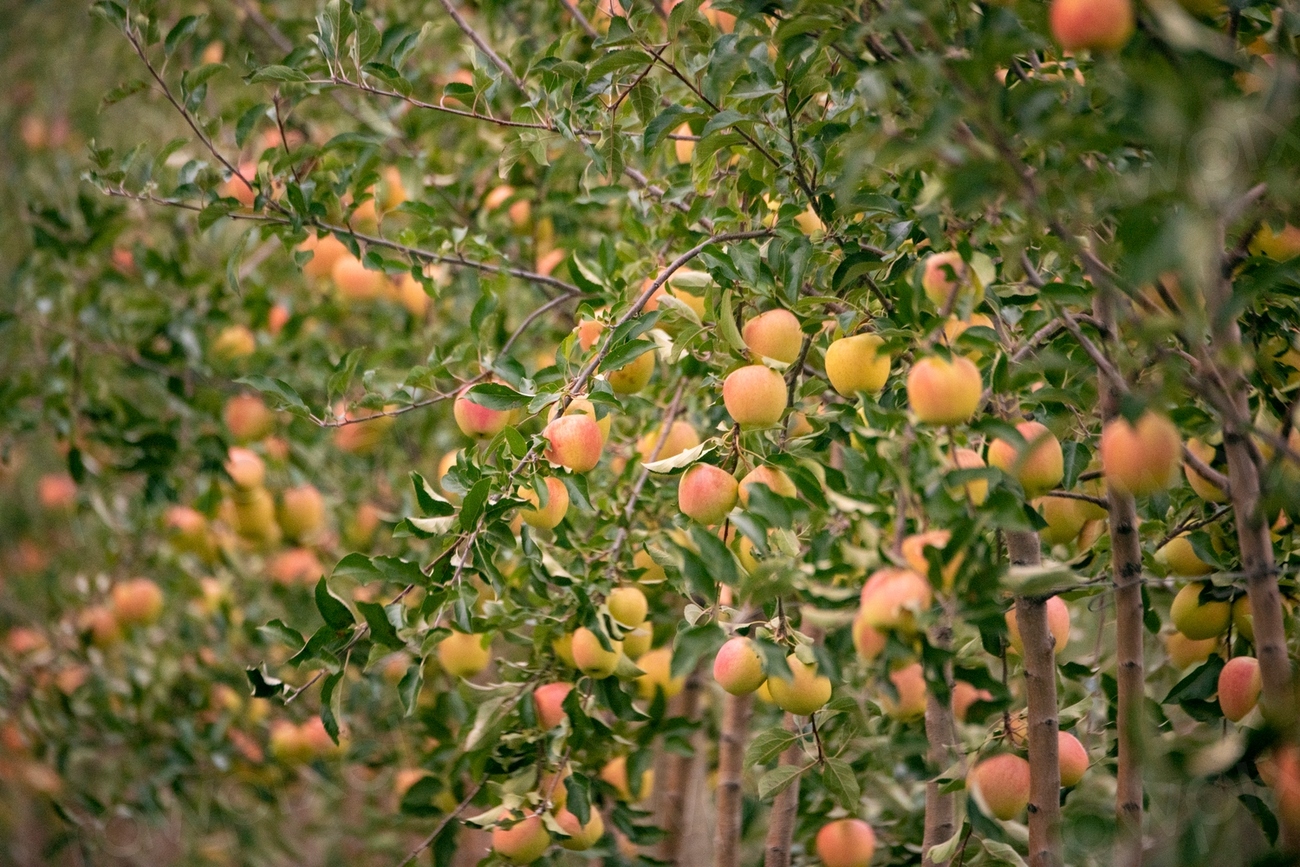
[1006,595,1070,654]
[608,350,656,394]
[493,814,551,864]
[622,624,653,660]
[637,420,700,462]
[548,397,612,445]
[35,473,76,512]
[906,356,982,425]
[392,273,430,318]
[880,662,927,722]
[80,606,121,647]
[1218,656,1262,722]
[268,548,324,585]
[742,309,803,363]
[943,313,996,359]
[1058,731,1089,787]
[952,681,994,722]
[1100,412,1181,496]
[608,585,649,627]
[437,631,491,678]
[1264,745,1300,839]
[211,324,257,361]
[484,184,514,211]
[921,251,977,309]
[221,161,258,207]
[232,487,280,545]
[300,716,344,759]
[344,501,382,548]
[555,806,605,851]
[225,447,266,490]
[949,447,989,505]
[534,682,573,729]
[331,254,386,304]
[766,653,832,716]
[1170,582,1230,640]
[454,387,514,439]
[1035,496,1089,546]
[571,627,622,679]
[814,818,876,867]
[713,636,767,695]
[1184,438,1228,502]
[576,318,605,352]
[332,411,394,454]
[5,628,47,656]
[678,464,739,525]
[858,567,933,634]
[1050,0,1135,52]
[635,647,684,700]
[437,451,462,503]
[1155,534,1213,577]
[552,633,577,668]
[901,530,961,590]
[540,766,571,810]
[1164,631,1219,669]
[632,549,667,585]
[278,484,325,542]
[674,122,695,163]
[520,477,570,530]
[223,393,275,442]
[266,300,289,335]
[543,414,604,473]
[738,465,797,507]
[987,421,1064,497]
[1251,223,1300,261]
[968,753,1031,821]
[824,334,891,396]
[600,755,654,801]
[1230,594,1286,643]
[300,233,349,280]
[723,365,787,427]
[110,578,164,627]
[851,615,886,661]
[269,719,313,765]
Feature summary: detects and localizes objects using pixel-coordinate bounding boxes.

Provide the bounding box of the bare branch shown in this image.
[437,0,528,91]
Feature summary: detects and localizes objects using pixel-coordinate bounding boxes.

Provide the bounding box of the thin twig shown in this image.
[437,0,528,91]
[396,780,485,867]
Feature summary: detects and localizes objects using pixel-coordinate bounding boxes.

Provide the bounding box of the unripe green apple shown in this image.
[632,549,667,585]
[814,818,877,867]
[600,755,653,801]
[223,393,275,442]
[533,682,573,730]
[742,309,803,363]
[713,636,767,695]
[454,387,513,439]
[987,421,1064,497]
[1035,496,1089,546]
[437,631,491,678]
[968,753,1031,821]
[949,447,989,505]
[880,662,927,722]
[520,477,570,530]
[225,447,266,490]
[1006,595,1070,655]
[1155,534,1213,577]
[571,627,622,679]
[492,814,551,864]
[608,585,649,627]
[1170,582,1230,640]
[906,355,982,425]
[622,624,653,660]
[110,578,164,627]
[1058,731,1089,787]
[608,349,656,394]
[1100,412,1181,496]
[722,365,787,427]
[543,415,604,473]
[1050,0,1135,52]
[1184,438,1228,503]
[824,334,890,396]
[858,567,933,634]
[738,465,797,507]
[767,653,832,715]
[921,251,978,309]
[1219,656,1262,722]
[637,420,699,462]
[635,646,684,700]
[851,615,886,661]
[901,529,962,590]
[278,484,325,542]
[678,464,739,525]
[232,487,281,545]
[555,806,605,851]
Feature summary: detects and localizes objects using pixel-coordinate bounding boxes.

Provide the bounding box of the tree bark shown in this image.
[1096,294,1145,867]
[658,666,705,866]
[715,690,753,867]
[923,607,960,867]
[1009,530,1062,867]
[764,714,802,867]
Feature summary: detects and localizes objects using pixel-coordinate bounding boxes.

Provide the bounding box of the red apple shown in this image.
[1100,411,1181,496]
[543,415,604,473]
[815,818,877,867]
[723,364,787,427]
[906,355,982,425]
[742,309,803,363]
[1050,0,1135,52]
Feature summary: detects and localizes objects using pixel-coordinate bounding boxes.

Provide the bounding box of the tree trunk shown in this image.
[715,690,753,867]
[1096,294,1145,867]
[923,607,960,867]
[764,714,802,867]
[1008,530,1062,867]
[658,666,705,865]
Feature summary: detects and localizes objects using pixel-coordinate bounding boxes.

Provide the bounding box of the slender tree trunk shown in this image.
[923,606,960,867]
[659,666,705,865]
[1096,295,1145,867]
[1008,530,1062,867]
[715,691,753,867]
[764,714,802,867]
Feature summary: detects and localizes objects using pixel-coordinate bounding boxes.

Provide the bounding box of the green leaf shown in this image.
[459,479,491,530]
[1163,655,1225,705]
[700,109,748,139]
[357,600,404,649]
[234,375,312,417]
[412,471,455,517]
[598,339,655,373]
[164,14,204,55]
[101,79,147,110]
[249,64,310,83]
[332,552,381,581]
[585,48,649,86]
[246,666,285,698]
[327,348,364,403]
[644,106,696,155]
[629,79,657,125]
[258,619,305,650]
[398,662,424,716]
[466,382,531,410]
[314,576,356,631]
[717,292,747,355]
[757,764,802,800]
[745,728,797,767]
[821,757,860,811]
[670,621,724,679]
[320,671,344,743]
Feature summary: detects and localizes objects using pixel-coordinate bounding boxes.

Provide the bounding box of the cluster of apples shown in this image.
[76,577,166,649]
[267,716,344,766]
